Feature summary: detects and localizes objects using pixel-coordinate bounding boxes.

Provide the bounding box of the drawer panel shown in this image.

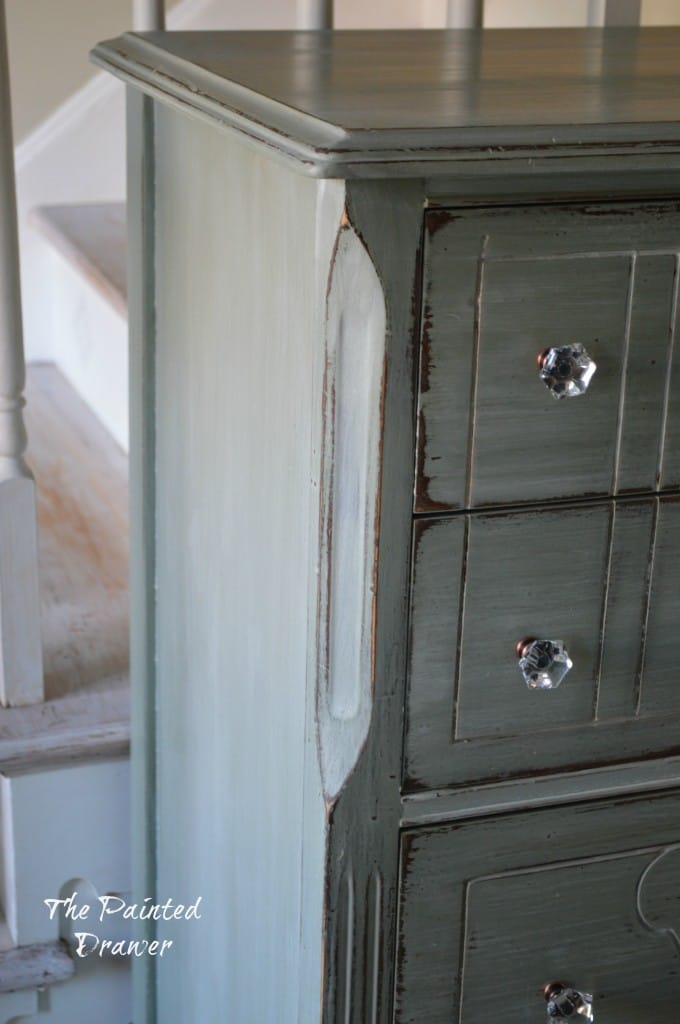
[395,791,680,1023]
[415,202,680,512]
[404,496,680,791]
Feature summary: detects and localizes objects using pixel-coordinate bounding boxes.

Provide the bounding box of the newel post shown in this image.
[0,0,43,706]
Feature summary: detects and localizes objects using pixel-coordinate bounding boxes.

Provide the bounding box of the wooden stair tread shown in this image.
[0,365,129,773]
[31,202,127,315]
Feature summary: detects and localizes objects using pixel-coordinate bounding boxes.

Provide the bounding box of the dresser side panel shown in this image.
[151,106,339,1024]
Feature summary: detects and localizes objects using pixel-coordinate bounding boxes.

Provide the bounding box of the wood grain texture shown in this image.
[400,754,680,827]
[405,497,680,792]
[91,28,680,179]
[126,87,157,1024]
[114,30,680,1024]
[31,203,127,315]
[316,219,386,799]
[149,104,343,1024]
[396,792,680,1023]
[416,201,680,511]
[0,940,74,994]
[0,365,129,774]
[319,181,423,1024]
[25,366,128,702]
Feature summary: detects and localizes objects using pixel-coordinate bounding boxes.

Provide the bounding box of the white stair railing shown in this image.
[588,0,641,25]
[132,0,165,31]
[446,1,484,28]
[0,0,43,707]
[297,0,333,29]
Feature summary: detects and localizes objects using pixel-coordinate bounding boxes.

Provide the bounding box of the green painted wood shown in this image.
[639,497,680,715]
[126,87,158,1024]
[405,497,680,792]
[113,28,680,1024]
[416,202,680,512]
[91,29,680,179]
[317,180,423,1024]
[396,791,680,1023]
[149,107,342,1023]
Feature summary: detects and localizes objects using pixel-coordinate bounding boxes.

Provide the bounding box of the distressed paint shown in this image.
[316,219,386,799]
[150,105,344,1024]
[405,497,680,792]
[107,27,680,1024]
[0,941,73,993]
[416,202,680,511]
[319,180,423,1024]
[396,792,680,1023]
[91,29,680,179]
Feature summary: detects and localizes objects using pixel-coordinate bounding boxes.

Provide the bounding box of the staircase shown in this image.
[30,203,128,451]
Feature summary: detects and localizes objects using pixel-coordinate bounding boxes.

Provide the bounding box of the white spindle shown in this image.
[297,0,333,30]
[446,0,483,28]
[133,0,165,31]
[0,0,43,706]
[588,0,641,26]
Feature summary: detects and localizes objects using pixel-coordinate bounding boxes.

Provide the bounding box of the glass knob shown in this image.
[516,638,572,690]
[538,344,596,398]
[544,982,594,1022]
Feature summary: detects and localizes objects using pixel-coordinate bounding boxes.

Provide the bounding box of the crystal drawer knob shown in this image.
[544,982,594,1022]
[516,638,572,690]
[538,344,596,398]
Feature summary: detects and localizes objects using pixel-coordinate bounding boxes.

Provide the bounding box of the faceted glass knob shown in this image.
[538,344,596,398]
[517,638,572,690]
[544,982,594,1022]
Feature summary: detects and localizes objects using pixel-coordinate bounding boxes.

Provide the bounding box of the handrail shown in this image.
[0,0,43,706]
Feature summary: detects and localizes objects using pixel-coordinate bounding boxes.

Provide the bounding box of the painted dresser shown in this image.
[93,28,680,1024]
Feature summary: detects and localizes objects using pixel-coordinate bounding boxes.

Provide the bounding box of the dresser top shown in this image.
[92,28,680,178]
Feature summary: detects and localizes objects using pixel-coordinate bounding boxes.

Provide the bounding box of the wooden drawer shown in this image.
[404,496,680,792]
[415,202,680,512]
[395,791,680,1023]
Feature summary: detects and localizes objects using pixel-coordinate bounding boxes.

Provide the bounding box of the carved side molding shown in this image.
[316,216,386,801]
[637,844,680,955]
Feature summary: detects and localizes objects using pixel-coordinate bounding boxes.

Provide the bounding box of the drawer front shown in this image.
[415,202,680,512]
[395,791,680,1023]
[404,496,680,791]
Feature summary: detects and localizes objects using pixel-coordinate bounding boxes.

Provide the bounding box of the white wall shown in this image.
[6,0,133,144]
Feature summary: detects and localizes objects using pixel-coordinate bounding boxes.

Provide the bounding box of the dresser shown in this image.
[93,28,680,1024]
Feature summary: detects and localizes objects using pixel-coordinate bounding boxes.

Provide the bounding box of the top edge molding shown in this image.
[92,29,680,179]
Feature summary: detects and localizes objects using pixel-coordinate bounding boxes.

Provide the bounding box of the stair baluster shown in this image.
[132,0,165,31]
[297,0,333,29]
[0,0,43,707]
[446,1,484,27]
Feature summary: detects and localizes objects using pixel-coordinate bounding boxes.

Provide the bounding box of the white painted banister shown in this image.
[588,0,641,26]
[133,0,165,31]
[297,0,333,30]
[446,0,484,28]
[0,0,43,706]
